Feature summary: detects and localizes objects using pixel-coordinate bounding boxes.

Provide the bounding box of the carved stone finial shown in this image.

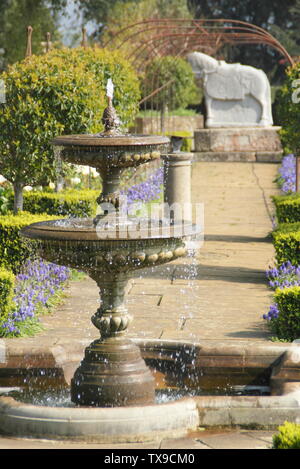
[81,27,88,48]
[25,26,33,58]
[101,79,122,134]
[102,98,121,134]
[46,32,52,52]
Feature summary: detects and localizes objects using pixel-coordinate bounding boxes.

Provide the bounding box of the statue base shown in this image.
[193,126,283,163]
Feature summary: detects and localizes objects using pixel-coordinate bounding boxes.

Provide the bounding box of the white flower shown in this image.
[24,186,33,192]
[49,182,55,189]
[0,175,6,183]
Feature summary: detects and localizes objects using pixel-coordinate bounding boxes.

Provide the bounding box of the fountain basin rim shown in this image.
[0,395,198,442]
[52,134,170,148]
[20,218,200,242]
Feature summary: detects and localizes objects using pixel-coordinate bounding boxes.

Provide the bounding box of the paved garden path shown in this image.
[35,161,280,348]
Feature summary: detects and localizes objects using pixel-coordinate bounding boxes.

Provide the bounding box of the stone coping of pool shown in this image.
[0,337,292,373]
[1,339,300,441]
[0,391,300,443]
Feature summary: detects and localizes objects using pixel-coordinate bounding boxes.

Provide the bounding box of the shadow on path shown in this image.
[204,234,272,244]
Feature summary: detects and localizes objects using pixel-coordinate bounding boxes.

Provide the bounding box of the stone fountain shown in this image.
[20,79,199,409]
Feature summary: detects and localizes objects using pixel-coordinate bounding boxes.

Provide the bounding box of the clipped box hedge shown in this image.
[0,212,59,273]
[272,222,300,266]
[0,268,15,325]
[273,422,300,449]
[272,286,300,341]
[7,190,98,217]
[273,194,300,224]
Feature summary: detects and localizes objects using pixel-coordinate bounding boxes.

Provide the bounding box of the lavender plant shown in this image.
[276,154,296,193]
[266,261,300,289]
[0,259,71,337]
[263,261,300,322]
[122,167,164,206]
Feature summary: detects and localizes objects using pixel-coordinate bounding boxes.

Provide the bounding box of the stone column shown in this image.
[162,152,194,222]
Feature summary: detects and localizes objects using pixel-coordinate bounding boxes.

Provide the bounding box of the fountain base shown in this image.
[71,336,155,407]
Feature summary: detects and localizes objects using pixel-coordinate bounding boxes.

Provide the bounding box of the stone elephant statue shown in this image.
[187,51,273,127]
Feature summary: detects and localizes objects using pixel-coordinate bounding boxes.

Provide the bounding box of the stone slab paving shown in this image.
[0,429,275,449]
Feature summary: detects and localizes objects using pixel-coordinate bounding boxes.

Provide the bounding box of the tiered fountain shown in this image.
[20,80,199,409]
[2,82,300,442]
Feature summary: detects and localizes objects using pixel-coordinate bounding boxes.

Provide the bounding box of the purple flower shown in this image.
[264,261,300,322]
[277,154,296,193]
[0,259,71,337]
[121,167,164,206]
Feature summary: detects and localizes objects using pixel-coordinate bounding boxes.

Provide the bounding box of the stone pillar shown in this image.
[162,152,194,222]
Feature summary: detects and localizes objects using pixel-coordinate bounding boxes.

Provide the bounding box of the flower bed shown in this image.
[0,259,71,337]
[276,153,296,194]
[263,263,300,340]
[264,153,300,340]
[122,166,164,207]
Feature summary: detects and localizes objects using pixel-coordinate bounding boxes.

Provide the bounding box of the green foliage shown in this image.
[273,62,300,154]
[272,193,300,223]
[271,286,300,341]
[273,421,300,449]
[0,212,59,273]
[0,268,15,324]
[272,224,300,266]
[78,0,191,40]
[137,108,197,117]
[0,47,140,211]
[0,0,65,69]
[7,190,98,217]
[0,187,10,214]
[49,47,141,130]
[141,56,198,112]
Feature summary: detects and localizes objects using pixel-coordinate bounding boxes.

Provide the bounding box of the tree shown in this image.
[186,0,300,84]
[0,47,140,212]
[0,0,66,69]
[76,0,191,42]
[75,0,139,39]
[273,62,300,154]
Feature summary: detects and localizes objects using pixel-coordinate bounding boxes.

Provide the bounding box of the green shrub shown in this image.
[7,190,98,217]
[273,62,300,154]
[272,222,300,266]
[0,268,15,325]
[0,46,140,212]
[271,286,300,341]
[141,55,198,112]
[273,194,300,223]
[273,422,300,449]
[0,212,59,273]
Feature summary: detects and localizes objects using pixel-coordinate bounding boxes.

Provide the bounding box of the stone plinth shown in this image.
[193,126,283,162]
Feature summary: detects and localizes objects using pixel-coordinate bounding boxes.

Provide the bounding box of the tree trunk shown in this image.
[13,181,24,213]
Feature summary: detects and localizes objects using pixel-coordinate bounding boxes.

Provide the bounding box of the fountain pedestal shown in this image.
[71,337,155,406]
[71,274,155,406]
